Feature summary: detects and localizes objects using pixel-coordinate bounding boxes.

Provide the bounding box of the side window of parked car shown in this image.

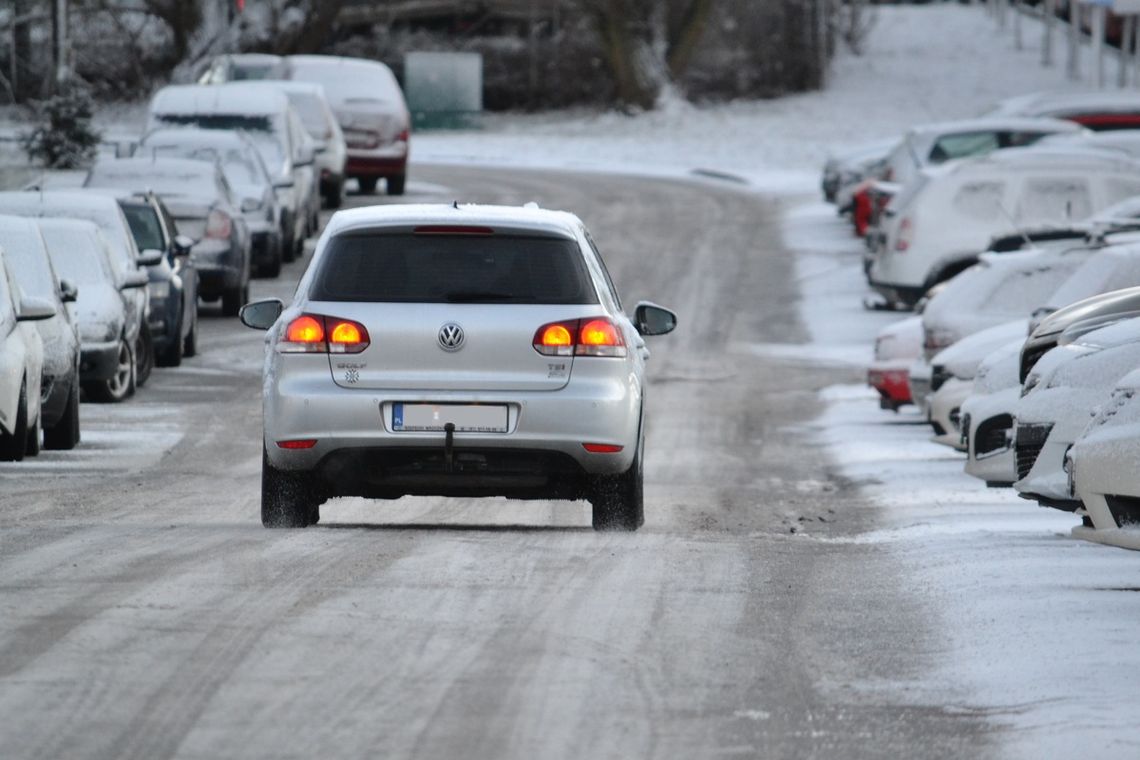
[583,231,623,312]
[929,132,1000,164]
[952,181,1006,221]
[1016,178,1092,224]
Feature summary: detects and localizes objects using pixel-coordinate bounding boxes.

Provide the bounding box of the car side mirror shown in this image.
[275,179,295,189]
[172,235,194,257]
[59,279,78,303]
[241,197,262,213]
[121,270,149,290]
[137,248,164,267]
[633,302,677,336]
[17,296,56,321]
[240,298,284,330]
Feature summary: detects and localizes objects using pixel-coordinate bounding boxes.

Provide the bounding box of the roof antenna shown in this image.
[453,200,459,210]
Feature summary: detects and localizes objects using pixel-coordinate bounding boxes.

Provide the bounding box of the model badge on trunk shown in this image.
[438,322,465,351]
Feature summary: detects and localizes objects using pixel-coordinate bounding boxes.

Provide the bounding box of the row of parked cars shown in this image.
[824,90,1140,543]
[0,53,412,462]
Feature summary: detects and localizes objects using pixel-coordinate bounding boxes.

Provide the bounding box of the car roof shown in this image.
[0,190,126,212]
[34,217,102,234]
[141,126,255,148]
[327,203,584,239]
[269,80,327,97]
[947,145,1139,176]
[998,90,1140,116]
[0,213,42,236]
[906,116,1082,138]
[94,156,217,175]
[150,83,290,116]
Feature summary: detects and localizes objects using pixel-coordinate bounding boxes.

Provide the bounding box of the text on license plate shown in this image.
[392,403,508,433]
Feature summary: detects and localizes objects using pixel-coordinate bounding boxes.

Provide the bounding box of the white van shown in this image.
[146,83,316,261]
[869,147,1140,307]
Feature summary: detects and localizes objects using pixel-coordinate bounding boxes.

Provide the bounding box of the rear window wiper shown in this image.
[443,291,516,303]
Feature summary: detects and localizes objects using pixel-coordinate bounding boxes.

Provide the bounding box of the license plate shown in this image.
[392,403,508,433]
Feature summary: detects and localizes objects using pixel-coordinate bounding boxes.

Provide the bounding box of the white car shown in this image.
[272,81,348,209]
[0,247,54,461]
[961,338,1025,487]
[868,315,922,411]
[1014,317,1140,511]
[822,137,897,209]
[1070,366,1140,533]
[239,203,677,530]
[869,148,1140,307]
[925,319,1028,449]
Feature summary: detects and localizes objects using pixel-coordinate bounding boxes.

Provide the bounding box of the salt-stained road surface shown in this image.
[3,166,995,759]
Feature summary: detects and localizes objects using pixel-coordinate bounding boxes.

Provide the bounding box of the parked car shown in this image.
[272,81,348,209]
[288,55,410,196]
[138,127,284,277]
[38,219,148,404]
[869,148,1140,307]
[1014,316,1140,511]
[1070,366,1140,531]
[197,53,293,84]
[239,203,677,529]
[961,338,1025,487]
[988,91,1140,131]
[0,216,81,451]
[0,191,156,393]
[821,137,897,207]
[868,316,922,411]
[0,246,54,460]
[84,157,249,317]
[1039,128,1140,158]
[146,83,316,262]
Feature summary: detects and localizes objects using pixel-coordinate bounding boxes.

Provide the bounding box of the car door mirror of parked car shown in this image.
[172,235,194,257]
[633,302,678,337]
[137,249,164,267]
[240,299,284,330]
[59,279,78,303]
[17,295,56,322]
[275,178,295,189]
[121,270,149,290]
[241,197,262,213]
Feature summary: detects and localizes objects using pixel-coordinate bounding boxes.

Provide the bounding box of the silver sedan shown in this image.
[241,203,677,530]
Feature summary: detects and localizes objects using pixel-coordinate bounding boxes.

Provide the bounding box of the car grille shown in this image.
[930,364,951,392]
[1105,495,1140,527]
[1015,422,1053,480]
[975,414,1013,457]
[960,413,971,449]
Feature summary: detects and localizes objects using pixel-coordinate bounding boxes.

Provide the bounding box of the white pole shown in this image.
[1014,0,1023,50]
[1093,6,1105,88]
[1122,14,1134,87]
[1043,0,1056,66]
[1068,0,1080,80]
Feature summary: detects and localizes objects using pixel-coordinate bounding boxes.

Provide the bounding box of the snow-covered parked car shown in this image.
[0,245,52,460]
[868,148,1140,307]
[1014,317,1140,511]
[0,216,81,451]
[987,90,1140,131]
[868,316,922,411]
[271,81,348,209]
[926,319,1028,449]
[197,53,293,84]
[961,338,1025,487]
[821,137,896,207]
[1070,366,1140,535]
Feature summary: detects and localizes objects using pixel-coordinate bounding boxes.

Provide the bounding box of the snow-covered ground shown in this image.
[3,6,1138,755]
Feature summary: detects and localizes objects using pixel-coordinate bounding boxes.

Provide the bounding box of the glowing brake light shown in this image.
[533,318,627,358]
[279,314,369,354]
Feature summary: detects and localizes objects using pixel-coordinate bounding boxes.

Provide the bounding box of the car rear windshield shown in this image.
[119,202,166,252]
[310,232,598,304]
[155,113,274,134]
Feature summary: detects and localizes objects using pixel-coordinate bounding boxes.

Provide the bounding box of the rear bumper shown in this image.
[867,361,911,410]
[346,153,407,178]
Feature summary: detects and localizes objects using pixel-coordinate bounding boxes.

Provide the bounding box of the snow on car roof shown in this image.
[990,90,1140,116]
[150,83,290,116]
[906,116,1083,139]
[141,126,254,148]
[92,156,216,177]
[933,318,1029,367]
[948,144,1140,176]
[327,203,583,239]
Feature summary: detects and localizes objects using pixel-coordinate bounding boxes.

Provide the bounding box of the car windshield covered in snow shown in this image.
[38,224,115,285]
[0,223,56,301]
[86,161,223,200]
[310,232,598,304]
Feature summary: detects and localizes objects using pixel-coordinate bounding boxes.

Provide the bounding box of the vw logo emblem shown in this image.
[438,322,465,352]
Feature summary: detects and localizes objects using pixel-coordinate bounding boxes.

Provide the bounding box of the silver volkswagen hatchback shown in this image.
[241,203,677,530]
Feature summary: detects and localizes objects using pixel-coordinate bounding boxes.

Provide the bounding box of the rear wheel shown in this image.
[85,337,135,403]
[221,283,248,317]
[135,325,154,387]
[261,448,321,528]
[590,430,645,532]
[44,378,80,450]
[387,174,406,196]
[157,306,184,367]
[357,176,378,194]
[0,381,28,462]
[183,308,198,358]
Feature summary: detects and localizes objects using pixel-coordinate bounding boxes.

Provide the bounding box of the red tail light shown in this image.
[398,128,410,142]
[533,318,626,358]
[205,209,233,240]
[895,217,912,252]
[279,314,370,354]
[277,439,317,449]
[583,443,624,453]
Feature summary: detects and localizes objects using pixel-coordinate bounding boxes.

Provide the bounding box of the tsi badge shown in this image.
[438,322,465,352]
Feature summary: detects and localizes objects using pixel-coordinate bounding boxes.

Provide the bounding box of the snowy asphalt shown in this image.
[0,165,993,758]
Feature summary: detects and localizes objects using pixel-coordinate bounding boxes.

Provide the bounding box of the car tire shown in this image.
[222,284,245,317]
[387,174,406,196]
[25,402,41,456]
[590,428,645,532]
[85,337,135,403]
[325,183,343,209]
[0,381,28,462]
[183,309,198,358]
[44,378,80,450]
[358,176,378,194]
[260,248,282,279]
[135,324,154,387]
[261,447,321,528]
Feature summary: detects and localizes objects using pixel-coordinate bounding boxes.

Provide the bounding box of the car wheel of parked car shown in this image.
[86,337,135,403]
[0,381,28,462]
[183,309,198,358]
[44,378,80,450]
[325,183,343,210]
[261,448,321,528]
[357,176,378,194]
[222,284,247,317]
[387,175,406,196]
[135,325,154,387]
[590,424,645,532]
[25,405,41,457]
[260,248,282,279]
[157,305,184,368]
